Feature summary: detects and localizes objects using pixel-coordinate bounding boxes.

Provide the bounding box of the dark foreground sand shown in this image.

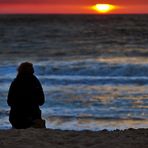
[0,128,147,148]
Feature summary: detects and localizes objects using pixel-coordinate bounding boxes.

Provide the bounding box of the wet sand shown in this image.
[0,128,147,148]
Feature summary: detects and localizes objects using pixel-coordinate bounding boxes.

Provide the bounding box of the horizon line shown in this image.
[0,13,148,15]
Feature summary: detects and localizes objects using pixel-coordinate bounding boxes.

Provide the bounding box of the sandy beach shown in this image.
[0,128,147,148]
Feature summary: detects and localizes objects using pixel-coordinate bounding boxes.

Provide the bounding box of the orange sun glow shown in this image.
[92,4,116,13]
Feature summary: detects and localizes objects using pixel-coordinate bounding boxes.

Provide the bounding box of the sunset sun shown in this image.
[92,4,116,13]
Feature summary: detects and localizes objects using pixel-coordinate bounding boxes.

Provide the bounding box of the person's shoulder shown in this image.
[32,74,38,79]
[12,77,18,83]
[10,77,19,86]
[32,75,40,82]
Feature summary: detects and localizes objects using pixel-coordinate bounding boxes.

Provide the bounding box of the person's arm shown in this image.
[34,76,45,106]
[7,80,16,106]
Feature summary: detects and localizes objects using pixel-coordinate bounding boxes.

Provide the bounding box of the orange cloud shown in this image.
[0,2,148,14]
[0,0,148,5]
[0,4,89,14]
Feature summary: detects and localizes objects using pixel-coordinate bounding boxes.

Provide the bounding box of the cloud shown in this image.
[0,0,147,5]
[0,0,49,4]
[102,0,148,5]
[0,0,97,5]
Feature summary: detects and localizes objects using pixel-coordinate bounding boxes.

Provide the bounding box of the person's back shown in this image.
[7,62,45,129]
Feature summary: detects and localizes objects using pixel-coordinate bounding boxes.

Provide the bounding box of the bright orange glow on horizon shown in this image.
[92,4,117,14]
[0,2,148,14]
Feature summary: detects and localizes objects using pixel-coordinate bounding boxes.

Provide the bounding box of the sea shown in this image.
[0,14,148,131]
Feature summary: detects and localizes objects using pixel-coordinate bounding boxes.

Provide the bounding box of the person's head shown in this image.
[17,62,34,75]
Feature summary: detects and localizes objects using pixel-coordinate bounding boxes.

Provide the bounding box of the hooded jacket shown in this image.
[7,73,45,128]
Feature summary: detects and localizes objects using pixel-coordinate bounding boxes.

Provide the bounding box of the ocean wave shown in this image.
[45,115,147,121]
[0,109,9,117]
[34,62,148,77]
[1,59,148,77]
[38,76,148,85]
[42,106,147,121]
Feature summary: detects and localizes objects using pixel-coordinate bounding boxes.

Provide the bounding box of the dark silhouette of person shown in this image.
[7,62,45,129]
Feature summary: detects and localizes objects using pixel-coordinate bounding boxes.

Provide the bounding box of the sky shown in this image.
[0,0,148,14]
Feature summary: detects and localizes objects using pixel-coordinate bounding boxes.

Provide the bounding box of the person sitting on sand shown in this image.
[7,62,45,129]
